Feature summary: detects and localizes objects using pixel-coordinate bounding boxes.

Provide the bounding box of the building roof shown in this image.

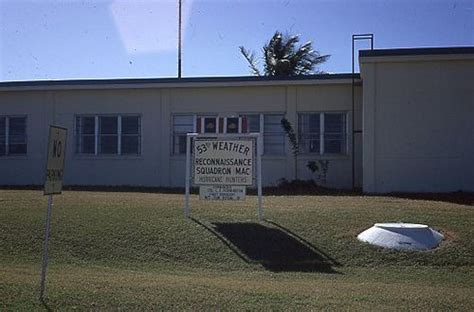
[0,73,360,91]
[359,46,474,58]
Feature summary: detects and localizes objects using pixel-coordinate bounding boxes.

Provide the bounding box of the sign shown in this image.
[193,139,254,186]
[44,126,67,195]
[184,133,262,221]
[199,185,246,200]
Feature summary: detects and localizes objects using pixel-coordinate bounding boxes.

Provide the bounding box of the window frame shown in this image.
[74,114,142,156]
[200,115,219,134]
[171,114,196,156]
[298,111,348,156]
[171,112,286,156]
[0,115,28,157]
[240,113,286,156]
[262,113,286,156]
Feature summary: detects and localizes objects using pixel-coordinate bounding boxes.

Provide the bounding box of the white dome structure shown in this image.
[357,223,444,251]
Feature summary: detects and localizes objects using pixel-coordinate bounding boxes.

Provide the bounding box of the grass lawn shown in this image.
[1,190,473,310]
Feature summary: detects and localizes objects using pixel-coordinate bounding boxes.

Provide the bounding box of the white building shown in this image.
[1,47,473,193]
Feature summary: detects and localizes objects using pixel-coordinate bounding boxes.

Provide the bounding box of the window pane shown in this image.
[0,118,5,155]
[264,115,282,125]
[264,134,285,154]
[264,114,285,155]
[309,139,320,153]
[299,114,320,134]
[226,117,239,133]
[323,113,345,154]
[175,135,187,154]
[122,116,140,135]
[325,141,341,154]
[8,117,26,136]
[324,133,345,154]
[0,117,5,136]
[99,116,118,135]
[204,117,217,133]
[325,113,345,133]
[9,144,27,155]
[78,116,95,134]
[299,113,321,154]
[174,124,194,133]
[264,134,285,145]
[173,115,193,126]
[76,116,95,154]
[79,136,95,154]
[309,114,320,132]
[121,136,139,154]
[246,115,260,132]
[299,135,320,154]
[264,115,283,132]
[99,136,118,154]
[8,117,27,155]
[325,139,343,154]
[9,134,26,144]
[172,115,193,154]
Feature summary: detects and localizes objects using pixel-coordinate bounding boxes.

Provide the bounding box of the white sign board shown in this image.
[44,126,67,195]
[199,185,246,200]
[193,139,254,186]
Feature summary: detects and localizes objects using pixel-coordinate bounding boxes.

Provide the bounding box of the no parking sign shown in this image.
[44,125,67,195]
[40,125,67,301]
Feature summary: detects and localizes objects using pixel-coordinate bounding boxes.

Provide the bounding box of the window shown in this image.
[0,116,27,156]
[99,116,118,154]
[76,116,95,154]
[241,113,285,155]
[172,115,194,155]
[263,114,285,155]
[172,113,286,155]
[226,117,239,133]
[203,117,217,133]
[75,115,141,155]
[298,112,346,155]
[121,116,141,155]
[299,114,321,154]
[243,114,261,133]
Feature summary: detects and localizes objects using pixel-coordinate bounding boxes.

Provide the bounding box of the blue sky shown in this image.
[1,0,473,81]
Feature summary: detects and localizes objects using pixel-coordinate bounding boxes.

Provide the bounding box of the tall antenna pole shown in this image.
[351,34,373,190]
[178,0,182,78]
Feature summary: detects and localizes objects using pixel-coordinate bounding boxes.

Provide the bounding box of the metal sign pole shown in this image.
[39,194,53,300]
[257,135,263,222]
[184,134,191,218]
[40,125,67,301]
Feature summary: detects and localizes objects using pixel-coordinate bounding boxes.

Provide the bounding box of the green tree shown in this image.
[240,31,330,76]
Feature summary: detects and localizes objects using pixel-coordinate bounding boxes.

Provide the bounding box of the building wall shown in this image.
[0,91,53,185]
[0,82,362,189]
[361,56,474,192]
[166,84,362,188]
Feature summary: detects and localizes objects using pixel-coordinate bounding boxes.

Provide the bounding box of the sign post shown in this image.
[39,125,67,301]
[184,133,262,221]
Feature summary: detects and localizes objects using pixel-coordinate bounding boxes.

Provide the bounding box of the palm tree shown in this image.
[240,31,330,76]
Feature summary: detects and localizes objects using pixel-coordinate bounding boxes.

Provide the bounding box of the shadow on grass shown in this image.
[191,218,339,273]
[40,298,52,312]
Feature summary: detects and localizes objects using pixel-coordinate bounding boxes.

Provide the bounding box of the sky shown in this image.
[0,0,473,81]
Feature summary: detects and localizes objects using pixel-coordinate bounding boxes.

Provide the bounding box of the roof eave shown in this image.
[359,47,474,63]
[0,74,361,92]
